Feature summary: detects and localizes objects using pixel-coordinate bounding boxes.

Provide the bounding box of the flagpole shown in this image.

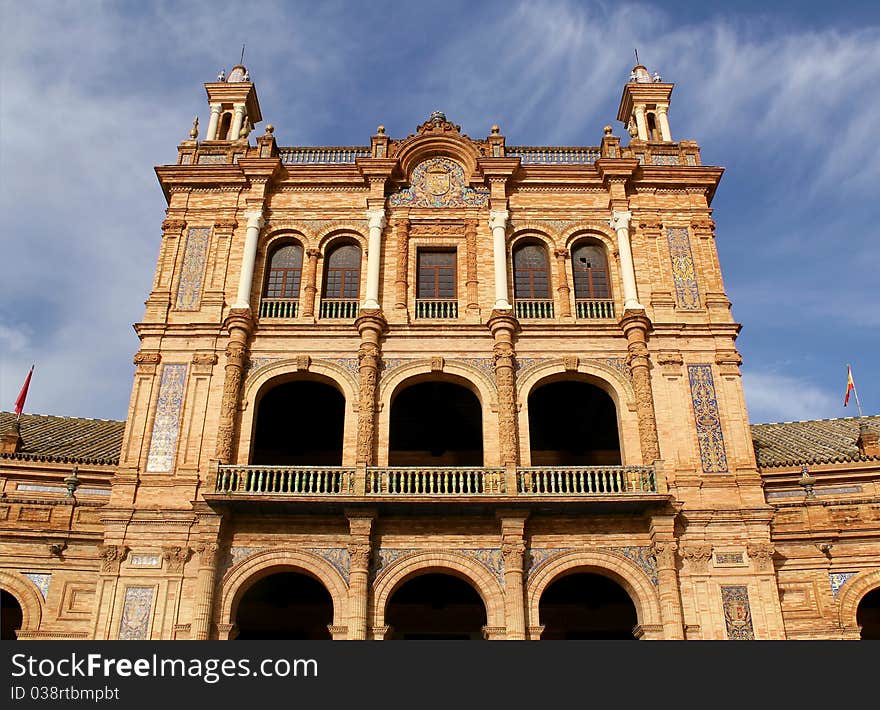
[847,363,864,418]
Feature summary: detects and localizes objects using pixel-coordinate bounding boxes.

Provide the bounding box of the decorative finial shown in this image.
[189,116,199,140]
[376,125,385,135]
[64,465,80,498]
[239,117,252,139]
[430,110,446,124]
[798,464,816,498]
[652,71,662,82]
[264,124,274,136]
[244,69,250,82]
[603,125,613,136]
[217,68,226,82]
[490,125,500,134]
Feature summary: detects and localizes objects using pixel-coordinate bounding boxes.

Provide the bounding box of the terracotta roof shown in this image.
[0,412,124,466]
[750,415,880,469]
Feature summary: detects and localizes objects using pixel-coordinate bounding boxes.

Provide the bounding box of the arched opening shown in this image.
[252,380,345,465]
[218,111,232,140]
[389,380,482,465]
[386,573,487,639]
[513,240,553,319]
[261,241,303,318]
[539,572,638,639]
[1,589,24,640]
[234,572,333,640]
[646,112,659,141]
[320,241,361,319]
[857,588,880,640]
[528,380,620,465]
[571,240,613,318]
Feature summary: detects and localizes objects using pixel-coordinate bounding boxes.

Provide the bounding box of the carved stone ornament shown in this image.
[98,544,130,573]
[213,219,238,232]
[133,352,161,365]
[161,545,192,573]
[161,219,187,233]
[348,543,371,571]
[746,543,776,573]
[191,353,218,366]
[562,355,579,372]
[195,543,219,567]
[295,354,311,372]
[653,541,679,569]
[680,544,713,574]
[501,540,526,571]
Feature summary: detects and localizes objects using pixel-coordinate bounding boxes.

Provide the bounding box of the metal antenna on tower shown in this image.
[240,44,246,65]
[634,48,640,65]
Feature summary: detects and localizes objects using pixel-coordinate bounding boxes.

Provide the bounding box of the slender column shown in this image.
[465,220,479,314]
[355,313,386,466]
[489,209,512,310]
[553,248,572,319]
[302,248,321,318]
[656,105,672,142]
[205,103,222,141]
[363,209,387,310]
[229,103,246,141]
[233,210,264,309]
[393,217,409,311]
[347,543,371,640]
[610,210,643,311]
[652,540,685,639]
[191,542,220,640]
[634,105,648,140]
[488,312,519,467]
[621,312,660,463]
[214,309,252,463]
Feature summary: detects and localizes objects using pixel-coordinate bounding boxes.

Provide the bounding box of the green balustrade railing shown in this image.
[258,298,298,319]
[515,299,555,319]
[415,299,458,319]
[575,299,615,319]
[517,466,656,495]
[215,465,354,495]
[366,467,506,495]
[319,299,359,319]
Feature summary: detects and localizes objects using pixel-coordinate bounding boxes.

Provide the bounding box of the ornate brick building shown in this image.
[2,63,879,641]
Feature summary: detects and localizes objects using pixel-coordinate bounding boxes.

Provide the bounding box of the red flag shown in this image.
[14,365,33,417]
[844,365,855,407]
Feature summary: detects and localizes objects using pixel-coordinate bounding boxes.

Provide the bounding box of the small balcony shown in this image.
[366,467,506,496]
[575,299,615,319]
[515,299,555,319]
[516,466,655,495]
[415,299,458,319]
[259,298,298,319]
[214,465,355,495]
[319,298,359,320]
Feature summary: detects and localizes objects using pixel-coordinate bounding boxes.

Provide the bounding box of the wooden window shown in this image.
[417,249,456,299]
[264,243,303,299]
[572,243,610,299]
[323,243,361,299]
[513,242,551,299]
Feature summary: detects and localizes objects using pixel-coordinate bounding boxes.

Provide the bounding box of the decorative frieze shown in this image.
[389,157,489,208]
[687,365,729,473]
[175,227,211,310]
[118,586,155,640]
[666,227,701,309]
[306,548,350,582]
[721,586,755,640]
[145,364,188,472]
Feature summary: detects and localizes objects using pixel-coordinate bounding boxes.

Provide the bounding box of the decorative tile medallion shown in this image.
[714,552,745,566]
[118,586,155,640]
[666,227,701,309]
[305,548,350,583]
[651,154,680,166]
[145,364,188,472]
[175,227,211,310]
[129,555,160,568]
[23,573,51,600]
[688,365,729,473]
[829,572,858,598]
[390,157,490,208]
[196,153,226,165]
[721,585,755,640]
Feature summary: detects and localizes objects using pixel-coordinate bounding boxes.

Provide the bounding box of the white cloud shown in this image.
[742,371,840,423]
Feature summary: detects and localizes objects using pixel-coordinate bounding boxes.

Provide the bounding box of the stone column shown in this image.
[610,210,644,311]
[634,105,648,140]
[346,511,376,640]
[489,209,513,310]
[230,103,246,142]
[652,540,685,639]
[363,209,387,310]
[302,248,321,318]
[465,220,480,315]
[191,542,220,640]
[488,312,520,470]
[621,311,660,463]
[393,217,409,311]
[355,312,386,468]
[233,210,264,310]
[553,248,572,319]
[499,511,529,640]
[214,309,253,464]
[656,104,672,142]
[206,103,222,141]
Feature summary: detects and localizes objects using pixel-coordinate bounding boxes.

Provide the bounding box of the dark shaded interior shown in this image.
[234,572,332,640]
[1,590,23,640]
[857,587,880,640]
[386,574,487,640]
[252,380,344,465]
[539,573,637,639]
[528,380,621,465]
[389,381,482,465]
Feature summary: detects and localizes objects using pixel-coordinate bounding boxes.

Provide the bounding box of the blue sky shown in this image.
[1,0,878,424]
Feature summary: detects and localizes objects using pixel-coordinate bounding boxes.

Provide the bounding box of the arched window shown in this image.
[646,112,659,141]
[218,111,232,140]
[571,241,613,318]
[260,242,302,318]
[320,242,361,319]
[513,242,552,318]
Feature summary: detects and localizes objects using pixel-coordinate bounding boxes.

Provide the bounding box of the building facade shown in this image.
[2,64,879,641]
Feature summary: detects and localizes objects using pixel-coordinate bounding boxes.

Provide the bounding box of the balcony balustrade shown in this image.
[415,299,458,319]
[507,146,600,165]
[215,465,354,495]
[319,298,359,319]
[259,298,298,319]
[515,299,555,319]
[575,299,615,319]
[279,146,371,164]
[517,466,656,495]
[366,467,505,495]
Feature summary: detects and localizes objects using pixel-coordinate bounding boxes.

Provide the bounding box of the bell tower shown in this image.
[617,63,673,142]
[202,64,263,142]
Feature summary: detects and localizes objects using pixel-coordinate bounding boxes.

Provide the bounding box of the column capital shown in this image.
[609,210,632,231]
[209,102,222,112]
[244,210,264,229]
[488,209,509,230]
[365,208,387,230]
[553,248,569,260]
[306,247,322,260]
[655,103,669,116]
